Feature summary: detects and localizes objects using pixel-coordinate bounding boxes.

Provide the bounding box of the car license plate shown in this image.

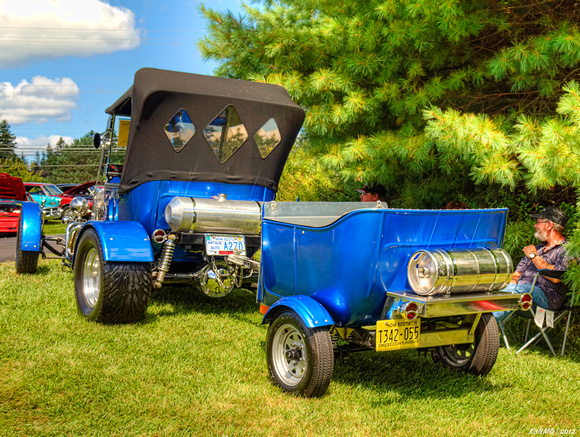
[205,234,246,256]
[376,319,421,351]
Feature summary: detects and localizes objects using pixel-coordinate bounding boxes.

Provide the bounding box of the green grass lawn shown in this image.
[1,259,579,436]
[42,221,66,236]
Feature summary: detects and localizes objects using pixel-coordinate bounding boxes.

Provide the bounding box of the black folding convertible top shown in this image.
[106,68,305,195]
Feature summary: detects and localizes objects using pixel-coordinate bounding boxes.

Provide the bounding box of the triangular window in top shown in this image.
[164,109,195,152]
[254,118,281,158]
[203,105,248,163]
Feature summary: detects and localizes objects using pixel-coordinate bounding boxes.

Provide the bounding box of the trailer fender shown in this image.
[262,295,334,329]
[20,201,42,252]
[75,221,154,263]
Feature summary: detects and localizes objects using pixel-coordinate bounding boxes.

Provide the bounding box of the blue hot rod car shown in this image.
[16,68,531,397]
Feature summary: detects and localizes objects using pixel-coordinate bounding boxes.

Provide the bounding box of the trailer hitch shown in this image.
[226,252,260,272]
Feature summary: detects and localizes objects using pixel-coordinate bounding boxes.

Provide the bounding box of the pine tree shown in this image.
[0,119,19,161]
[199,0,580,206]
[38,132,124,184]
[38,134,97,183]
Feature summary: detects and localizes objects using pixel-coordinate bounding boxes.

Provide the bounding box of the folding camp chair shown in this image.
[498,270,574,356]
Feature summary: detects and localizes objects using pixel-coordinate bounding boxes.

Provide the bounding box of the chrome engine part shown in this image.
[407,248,513,296]
[63,197,90,224]
[165,195,262,234]
[65,222,84,259]
[198,254,259,297]
[70,197,90,217]
[92,188,106,220]
[199,261,236,297]
[150,229,259,295]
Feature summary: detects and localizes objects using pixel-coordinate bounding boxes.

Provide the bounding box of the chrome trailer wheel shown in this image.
[431,313,500,375]
[266,311,334,397]
[74,228,152,324]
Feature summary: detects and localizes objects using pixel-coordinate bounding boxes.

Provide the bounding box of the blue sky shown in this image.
[0,0,243,161]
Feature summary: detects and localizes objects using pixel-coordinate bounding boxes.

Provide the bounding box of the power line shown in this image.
[0,26,201,32]
[0,41,193,45]
[0,84,127,87]
[0,76,132,79]
[1,147,101,150]
[2,148,112,152]
[0,164,100,168]
[1,91,119,95]
[0,36,141,41]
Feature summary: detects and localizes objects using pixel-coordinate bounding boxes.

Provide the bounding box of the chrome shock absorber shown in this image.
[154,234,176,289]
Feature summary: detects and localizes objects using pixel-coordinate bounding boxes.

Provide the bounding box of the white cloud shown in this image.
[17,134,74,148]
[0,0,140,67]
[15,134,75,159]
[0,76,79,124]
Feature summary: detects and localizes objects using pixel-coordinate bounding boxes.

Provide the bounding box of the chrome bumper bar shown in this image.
[386,290,523,318]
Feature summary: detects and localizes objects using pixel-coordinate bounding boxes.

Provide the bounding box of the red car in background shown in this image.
[0,173,27,235]
[59,181,96,222]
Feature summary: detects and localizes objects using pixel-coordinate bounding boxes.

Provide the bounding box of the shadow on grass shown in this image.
[330,349,501,401]
[16,264,54,276]
[147,284,259,321]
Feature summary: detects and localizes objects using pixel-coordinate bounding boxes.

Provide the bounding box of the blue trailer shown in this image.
[257,202,530,396]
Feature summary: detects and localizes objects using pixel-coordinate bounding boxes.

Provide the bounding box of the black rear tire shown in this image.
[15,213,39,274]
[266,311,334,397]
[74,228,152,324]
[431,313,500,375]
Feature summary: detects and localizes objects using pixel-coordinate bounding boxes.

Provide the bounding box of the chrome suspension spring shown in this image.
[154,234,176,288]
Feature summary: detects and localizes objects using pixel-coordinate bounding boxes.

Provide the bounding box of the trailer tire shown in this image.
[431,313,499,375]
[266,311,334,397]
[74,228,152,324]
[15,213,39,274]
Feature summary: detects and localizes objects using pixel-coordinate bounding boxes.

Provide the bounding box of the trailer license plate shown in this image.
[205,234,246,256]
[376,319,421,351]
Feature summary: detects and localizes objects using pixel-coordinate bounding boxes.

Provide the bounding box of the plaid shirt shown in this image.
[515,239,569,310]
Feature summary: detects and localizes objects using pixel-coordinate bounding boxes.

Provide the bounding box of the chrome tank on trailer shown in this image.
[407,248,513,296]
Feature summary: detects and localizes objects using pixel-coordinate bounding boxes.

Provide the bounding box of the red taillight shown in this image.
[519,293,533,311]
[400,302,419,320]
[152,229,167,243]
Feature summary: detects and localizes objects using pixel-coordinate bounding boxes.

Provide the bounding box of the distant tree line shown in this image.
[0,119,125,184]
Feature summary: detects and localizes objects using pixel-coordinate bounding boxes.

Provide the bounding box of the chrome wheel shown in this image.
[271,322,308,387]
[436,343,474,368]
[431,313,500,375]
[82,247,101,308]
[266,311,334,397]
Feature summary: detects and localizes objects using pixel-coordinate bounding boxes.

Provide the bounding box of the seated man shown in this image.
[495,206,569,320]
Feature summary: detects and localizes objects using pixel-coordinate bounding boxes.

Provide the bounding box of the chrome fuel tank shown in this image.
[165,195,262,235]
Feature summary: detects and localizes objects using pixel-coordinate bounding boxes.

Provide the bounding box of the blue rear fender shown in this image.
[262,295,335,329]
[20,201,42,252]
[74,221,154,263]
